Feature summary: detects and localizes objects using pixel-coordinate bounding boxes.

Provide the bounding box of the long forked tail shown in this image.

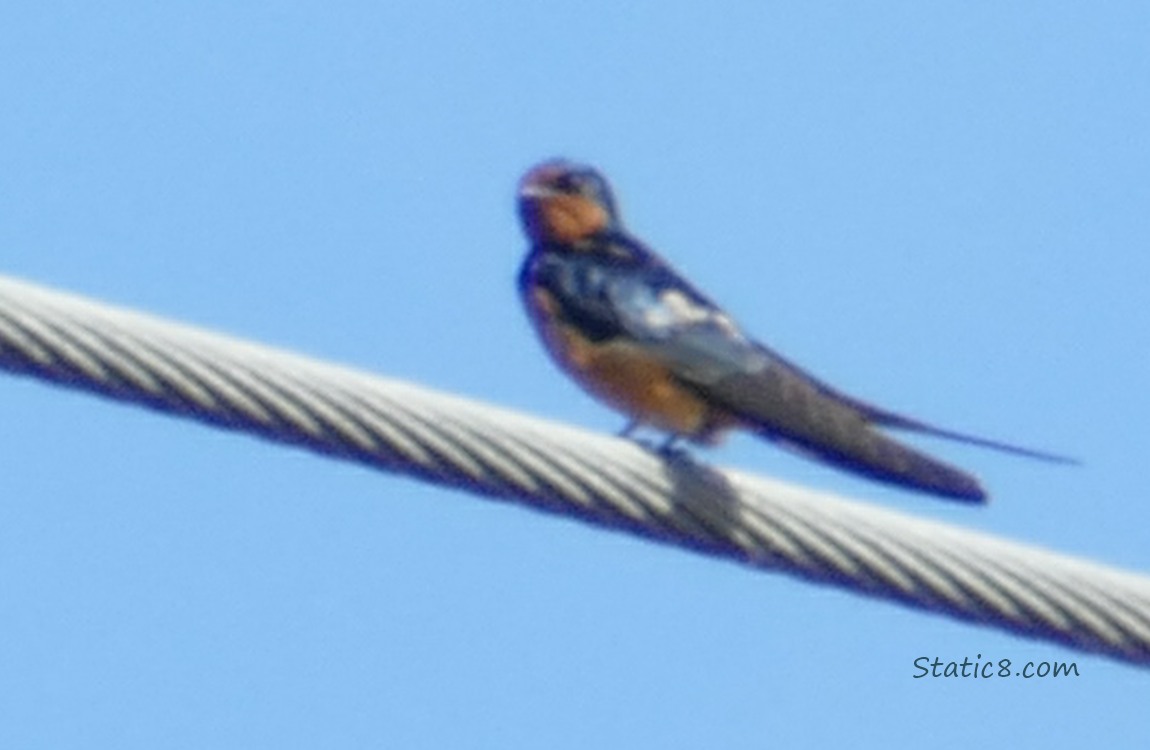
[694,367,991,502]
[836,395,1079,465]
[749,344,1079,466]
[772,426,988,503]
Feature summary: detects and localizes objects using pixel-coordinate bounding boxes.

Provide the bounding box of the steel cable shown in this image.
[1,274,1148,666]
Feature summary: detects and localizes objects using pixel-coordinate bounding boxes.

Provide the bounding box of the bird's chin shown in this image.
[519,200,582,244]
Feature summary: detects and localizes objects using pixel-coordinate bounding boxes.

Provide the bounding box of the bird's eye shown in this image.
[553,173,581,193]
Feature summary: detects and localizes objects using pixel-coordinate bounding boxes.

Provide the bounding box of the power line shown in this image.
[1,274,1148,666]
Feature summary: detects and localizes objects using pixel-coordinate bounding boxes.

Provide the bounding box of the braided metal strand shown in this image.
[1,274,1148,666]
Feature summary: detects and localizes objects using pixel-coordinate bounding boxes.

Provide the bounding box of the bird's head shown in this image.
[517,159,621,245]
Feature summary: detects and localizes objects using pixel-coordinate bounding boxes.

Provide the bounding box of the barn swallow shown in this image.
[516,159,1073,502]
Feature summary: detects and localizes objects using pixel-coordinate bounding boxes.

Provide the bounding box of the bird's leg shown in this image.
[618,419,640,439]
[619,421,691,461]
[652,433,700,467]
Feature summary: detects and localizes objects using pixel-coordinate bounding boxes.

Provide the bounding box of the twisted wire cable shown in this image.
[2,274,1148,666]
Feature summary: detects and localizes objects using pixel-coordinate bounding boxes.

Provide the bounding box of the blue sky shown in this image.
[3,2,1148,747]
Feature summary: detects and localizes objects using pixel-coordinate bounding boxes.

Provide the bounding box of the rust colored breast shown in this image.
[526,287,734,442]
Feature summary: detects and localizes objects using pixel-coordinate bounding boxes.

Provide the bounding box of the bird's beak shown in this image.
[518,182,559,201]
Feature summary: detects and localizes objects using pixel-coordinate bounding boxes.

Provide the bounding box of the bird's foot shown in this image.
[617,420,641,439]
[617,422,698,464]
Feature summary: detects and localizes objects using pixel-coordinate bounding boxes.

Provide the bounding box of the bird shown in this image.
[515,158,1073,503]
